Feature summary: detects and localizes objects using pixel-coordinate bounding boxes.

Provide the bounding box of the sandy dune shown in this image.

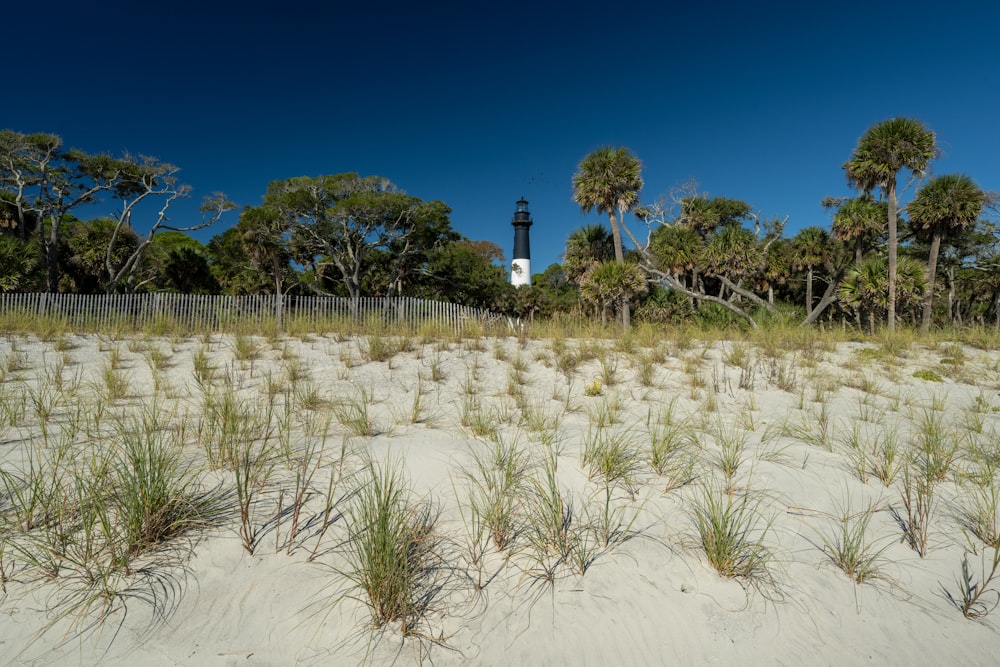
[1,331,999,665]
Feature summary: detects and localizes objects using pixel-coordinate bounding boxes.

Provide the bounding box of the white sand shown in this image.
[2,332,1000,665]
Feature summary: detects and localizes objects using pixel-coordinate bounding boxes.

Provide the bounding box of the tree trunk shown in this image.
[920,232,942,333]
[611,210,630,328]
[45,221,59,293]
[805,266,813,313]
[886,179,898,333]
[803,270,843,326]
[608,212,624,263]
[273,255,284,331]
[947,266,956,326]
[644,268,759,328]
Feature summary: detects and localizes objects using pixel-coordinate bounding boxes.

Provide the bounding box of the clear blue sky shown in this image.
[6,1,998,275]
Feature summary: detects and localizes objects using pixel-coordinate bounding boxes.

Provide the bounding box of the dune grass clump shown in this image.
[403,375,429,425]
[0,442,69,533]
[585,393,621,429]
[198,387,273,468]
[0,397,224,629]
[101,360,130,401]
[647,406,697,492]
[191,344,216,388]
[461,396,509,440]
[332,386,382,437]
[111,414,199,558]
[954,477,1000,549]
[869,427,902,486]
[581,427,642,499]
[230,335,260,365]
[821,498,889,584]
[635,352,657,387]
[0,382,27,427]
[555,349,579,378]
[690,484,773,585]
[946,548,1000,619]
[911,407,959,483]
[363,334,401,364]
[523,456,585,578]
[343,459,439,633]
[460,436,531,556]
[711,420,750,493]
[890,464,934,558]
[229,425,275,555]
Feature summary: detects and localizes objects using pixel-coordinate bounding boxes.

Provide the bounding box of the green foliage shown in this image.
[649,224,702,275]
[0,235,42,292]
[572,146,643,258]
[830,195,887,263]
[910,174,987,243]
[563,224,614,287]
[258,173,460,303]
[62,217,138,293]
[579,261,648,324]
[839,254,928,327]
[206,226,279,295]
[845,117,937,194]
[913,369,943,382]
[147,233,220,293]
[416,239,514,310]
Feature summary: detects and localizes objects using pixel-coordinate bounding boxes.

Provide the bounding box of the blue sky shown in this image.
[6,1,999,275]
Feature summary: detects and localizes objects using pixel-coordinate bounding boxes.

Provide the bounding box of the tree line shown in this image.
[1,119,997,332]
[0,133,514,310]
[566,119,997,332]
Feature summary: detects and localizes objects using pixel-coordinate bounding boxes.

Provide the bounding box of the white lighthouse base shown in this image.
[511,258,531,287]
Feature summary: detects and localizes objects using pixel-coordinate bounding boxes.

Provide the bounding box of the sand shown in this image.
[1,331,1000,665]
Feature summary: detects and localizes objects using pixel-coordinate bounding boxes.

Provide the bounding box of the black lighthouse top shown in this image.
[512,197,532,259]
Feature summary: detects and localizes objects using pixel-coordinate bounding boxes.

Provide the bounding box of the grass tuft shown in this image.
[820,498,889,584]
[343,458,439,633]
[690,484,773,584]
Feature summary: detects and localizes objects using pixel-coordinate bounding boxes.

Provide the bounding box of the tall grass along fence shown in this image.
[0,292,510,335]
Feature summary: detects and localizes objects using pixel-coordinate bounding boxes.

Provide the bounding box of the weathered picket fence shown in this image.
[0,292,506,334]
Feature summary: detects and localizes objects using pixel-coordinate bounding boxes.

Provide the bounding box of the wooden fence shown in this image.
[0,293,508,334]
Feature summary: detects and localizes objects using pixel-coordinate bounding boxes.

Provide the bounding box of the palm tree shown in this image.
[907,174,987,332]
[572,147,643,263]
[0,235,40,292]
[839,254,928,333]
[649,224,702,286]
[790,226,831,312]
[239,205,291,325]
[579,260,648,324]
[702,225,761,287]
[830,195,887,265]
[563,224,614,284]
[572,146,643,326]
[844,117,936,332]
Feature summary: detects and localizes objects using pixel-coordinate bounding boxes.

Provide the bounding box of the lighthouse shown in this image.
[510,197,532,287]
